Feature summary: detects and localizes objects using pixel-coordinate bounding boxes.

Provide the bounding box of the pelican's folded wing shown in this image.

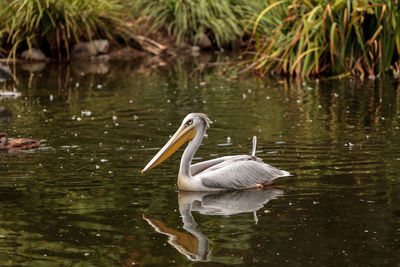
[190,155,240,176]
[200,160,289,190]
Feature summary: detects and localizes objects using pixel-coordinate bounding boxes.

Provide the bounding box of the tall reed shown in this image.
[0,0,130,60]
[250,0,400,77]
[132,0,260,48]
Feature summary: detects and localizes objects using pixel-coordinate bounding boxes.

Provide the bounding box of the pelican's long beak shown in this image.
[141,124,197,174]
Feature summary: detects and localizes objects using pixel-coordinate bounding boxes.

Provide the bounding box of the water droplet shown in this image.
[81,110,92,116]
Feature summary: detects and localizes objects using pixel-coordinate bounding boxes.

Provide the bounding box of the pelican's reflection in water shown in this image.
[143,188,283,261]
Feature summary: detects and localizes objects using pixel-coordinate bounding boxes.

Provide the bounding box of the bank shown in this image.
[0,0,399,78]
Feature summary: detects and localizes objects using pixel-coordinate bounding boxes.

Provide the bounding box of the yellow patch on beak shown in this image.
[141,125,196,173]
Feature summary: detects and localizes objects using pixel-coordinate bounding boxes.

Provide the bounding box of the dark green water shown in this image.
[0,56,399,266]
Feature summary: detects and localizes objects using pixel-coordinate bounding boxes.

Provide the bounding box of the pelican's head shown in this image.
[141,113,210,174]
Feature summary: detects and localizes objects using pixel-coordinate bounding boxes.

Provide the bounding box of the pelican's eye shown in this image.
[185,119,193,127]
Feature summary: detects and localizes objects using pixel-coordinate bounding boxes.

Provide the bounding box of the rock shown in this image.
[20,48,47,61]
[198,33,212,49]
[191,46,201,56]
[92,40,109,54]
[0,64,11,81]
[191,46,200,52]
[72,40,110,58]
[95,54,110,61]
[72,42,97,58]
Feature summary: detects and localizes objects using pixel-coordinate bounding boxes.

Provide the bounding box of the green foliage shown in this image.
[0,0,131,59]
[250,0,400,77]
[132,0,259,48]
[1,0,399,78]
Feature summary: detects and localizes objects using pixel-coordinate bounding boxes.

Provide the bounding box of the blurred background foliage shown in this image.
[0,0,399,77]
[249,0,400,77]
[0,0,131,59]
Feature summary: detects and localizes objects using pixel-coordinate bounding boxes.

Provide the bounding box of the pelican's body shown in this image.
[142,113,290,191]
[0,132,40,151]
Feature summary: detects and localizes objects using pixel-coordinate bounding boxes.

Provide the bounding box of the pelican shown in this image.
[141,113,290,191]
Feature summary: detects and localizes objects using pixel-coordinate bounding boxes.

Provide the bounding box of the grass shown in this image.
[132,0,261,48]
[248,0,400,77]
[0,0,399,78]
[0,0,131,60]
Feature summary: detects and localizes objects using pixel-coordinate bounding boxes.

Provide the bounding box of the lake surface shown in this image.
[0,56,399,266]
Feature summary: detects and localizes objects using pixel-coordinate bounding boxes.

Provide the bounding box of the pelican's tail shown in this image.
[251,136,257,157]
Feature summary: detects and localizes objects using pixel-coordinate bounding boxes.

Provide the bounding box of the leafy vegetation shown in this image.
[0,0,130,59]
[248,0,400,77]
[132,0,260,48]
[0,0,399,78]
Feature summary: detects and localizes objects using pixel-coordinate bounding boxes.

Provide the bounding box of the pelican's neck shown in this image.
[179,127,205,179]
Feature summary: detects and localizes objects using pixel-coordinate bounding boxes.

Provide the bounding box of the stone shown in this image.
[191,46,200,52]
[92,40,109,54]
[20,48,47,61]
[198,33,212,49]
[191,46,201,57]
[72,42,98,58]
[72,40,110,58]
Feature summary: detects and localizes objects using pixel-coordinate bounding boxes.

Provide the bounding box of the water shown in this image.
[0,57,399,265]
